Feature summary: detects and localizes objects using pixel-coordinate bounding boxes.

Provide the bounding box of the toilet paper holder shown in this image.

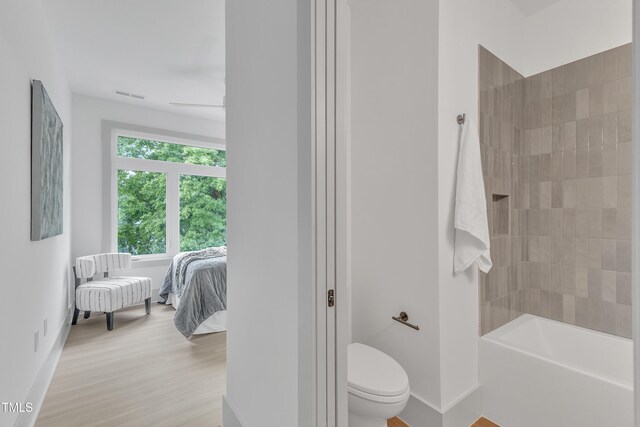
[392,311,420,331]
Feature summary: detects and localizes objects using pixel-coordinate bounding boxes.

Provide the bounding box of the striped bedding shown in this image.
[159,248,227,338]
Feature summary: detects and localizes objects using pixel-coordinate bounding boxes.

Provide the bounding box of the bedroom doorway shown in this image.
[28,1,230,426]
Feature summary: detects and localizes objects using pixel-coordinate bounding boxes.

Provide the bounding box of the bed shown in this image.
[159,247,227,338]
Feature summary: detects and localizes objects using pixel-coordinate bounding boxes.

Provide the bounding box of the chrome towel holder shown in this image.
[392,311,420,330]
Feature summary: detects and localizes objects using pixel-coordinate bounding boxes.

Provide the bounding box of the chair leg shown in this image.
[145,298,151,315]
[72,307,79,325]
[84,311,91,319]
[106,312,114,331]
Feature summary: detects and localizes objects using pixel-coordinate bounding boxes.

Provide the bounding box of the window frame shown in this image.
[110,128,226,261]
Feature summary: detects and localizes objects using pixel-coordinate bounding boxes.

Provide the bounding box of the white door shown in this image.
[314,0,350,425]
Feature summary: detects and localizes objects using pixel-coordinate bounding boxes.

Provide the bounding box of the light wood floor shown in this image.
[388,417,410,427]
[37,305,500,427]
[472,417,500,427]
[388,416,500,427]
[36,305,226,427]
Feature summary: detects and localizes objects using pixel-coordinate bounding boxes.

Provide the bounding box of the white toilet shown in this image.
[348,343,410,427]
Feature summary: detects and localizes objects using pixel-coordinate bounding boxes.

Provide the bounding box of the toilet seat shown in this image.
[348,343,410,403]
[347,383,411,404]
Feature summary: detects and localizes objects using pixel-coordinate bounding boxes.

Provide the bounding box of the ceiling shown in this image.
[509,0,564,16]
[43,0,225,121]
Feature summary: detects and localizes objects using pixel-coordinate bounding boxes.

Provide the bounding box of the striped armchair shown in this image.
[72,253,152,331]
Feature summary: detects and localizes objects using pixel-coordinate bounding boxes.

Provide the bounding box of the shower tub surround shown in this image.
[480,314,632,427]
[479,44,633,338]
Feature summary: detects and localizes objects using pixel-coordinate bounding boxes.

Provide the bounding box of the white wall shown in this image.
[437,0,526,411]
[521,0,632,76]
[0,0,72,425]
[350,0,442,408]
[224,0,313,426]
[71,94,225,291]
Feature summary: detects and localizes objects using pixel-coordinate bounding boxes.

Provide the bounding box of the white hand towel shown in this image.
[454,119,492,274]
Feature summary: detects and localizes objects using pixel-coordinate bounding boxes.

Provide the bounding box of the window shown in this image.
[111,131,226,258]
[118,170,167,255]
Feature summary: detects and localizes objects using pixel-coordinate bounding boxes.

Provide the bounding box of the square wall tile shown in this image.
[588,178,603,208]
[588,269,602,298]
[552,181,563,208]
[602,208,618,239]
[563,208,576,236]
[478,44,633,338]
[588,208,603,238]
[618,207,631,240]
[576,119,589,149]
[602,146,617,176]
[601,270,617,302]
[552,96,564,124]
[575,58,590,89]
[576,88,589,119]
[551,209,563,236]
[575,209,589,237]
[618,142,632,175]
[563,93,576,122]
[601,239,617,271]
[563,180,576,208]
[564,121,576,150]
[616,304,632,338]
[617,174,631,207]
[616,272,632,305]
[603,112,617,145]
[603,81,618,113]
[618,77,632,110]
[576,150,589,179]
[618,109,632,143]
[575,296,589,328]
[602,301,617,334]
[588,115,604,147]
[588,237,602,268]
[563,294,576,324]
[551,237,563,261]
[589,54,604,85]
[563,150,576,178]
[575,238,589,267]
[602,176,618,208]
[616,240,631,273]
[563,265,576,295]
[617,44,632,78]
[603,49,618,82]
[551,152,563,180]
[588,147,603,177]
[589,84,604,116]
[587,297,603,331]
[576,267,589,298]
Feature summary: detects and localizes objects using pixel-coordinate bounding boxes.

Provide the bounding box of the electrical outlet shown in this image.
[43,317,48,337]
[34,331,39,353]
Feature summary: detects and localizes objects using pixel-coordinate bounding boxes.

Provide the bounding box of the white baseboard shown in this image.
[399,394,444,426]
[222,395,245,427]
[442,386,482,427]
[399,386,482,427]
[14,310,72,427]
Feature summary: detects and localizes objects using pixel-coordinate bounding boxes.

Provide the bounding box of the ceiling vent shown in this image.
[115,90,145,100]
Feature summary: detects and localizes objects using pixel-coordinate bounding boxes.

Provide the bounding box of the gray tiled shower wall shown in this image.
[478,44,632,338]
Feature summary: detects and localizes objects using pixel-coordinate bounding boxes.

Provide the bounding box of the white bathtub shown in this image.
[480,314,633,427]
